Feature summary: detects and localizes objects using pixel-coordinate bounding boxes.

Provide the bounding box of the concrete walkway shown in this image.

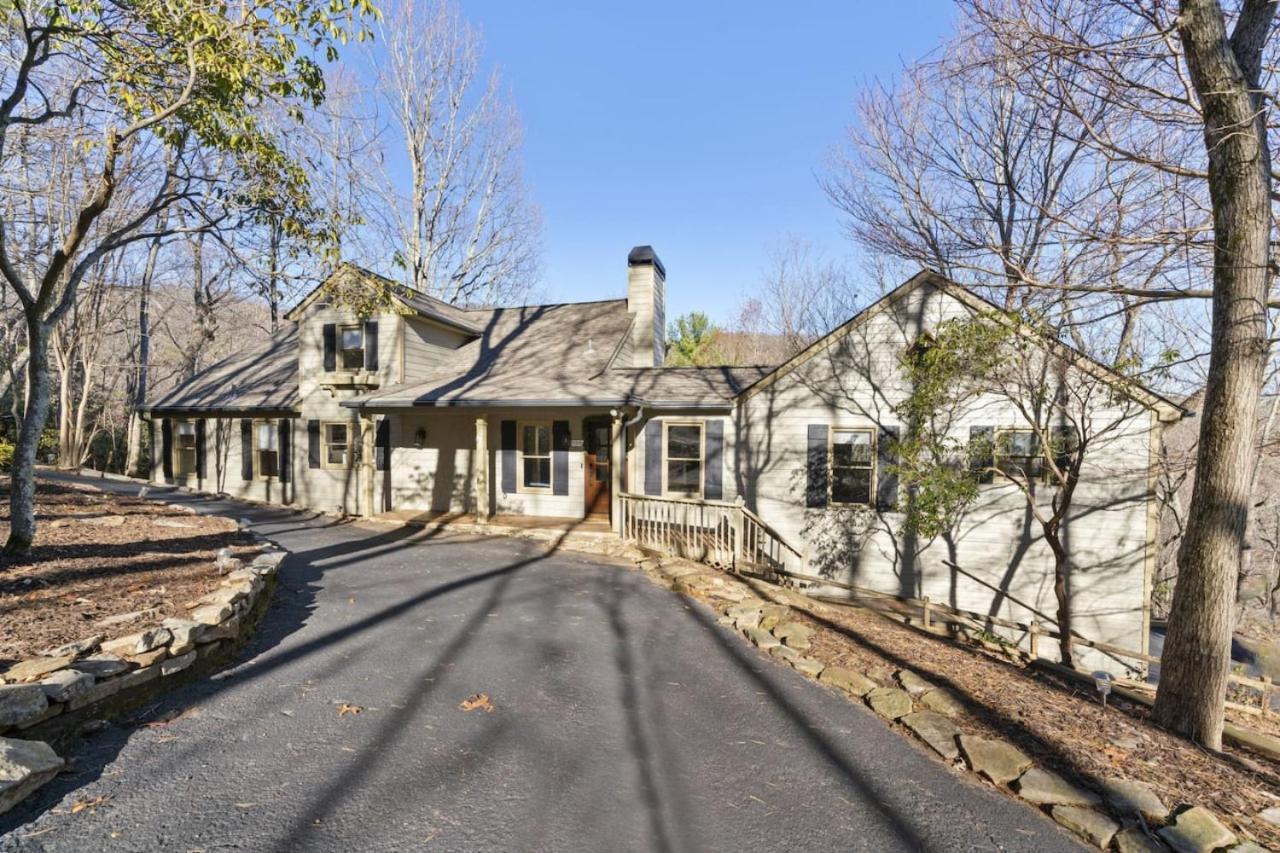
[1,475,1082,851]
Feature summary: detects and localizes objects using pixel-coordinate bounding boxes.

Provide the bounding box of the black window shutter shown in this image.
[969,426,995,484]
[307,420,321,469]
[240,419,253,481]
[500,420,516,494]
[704,419,724,500]
[1050,425,1078,478]
[552,420,570,496]
[375,417,390,471]
[322,323,336,371]
[876,425,900,510]
[195,420,207,479]
[364,320,379,372]
[644,420,662,496]
[161,418,173,479]
[279,420,292,482]
[805,424,828,508]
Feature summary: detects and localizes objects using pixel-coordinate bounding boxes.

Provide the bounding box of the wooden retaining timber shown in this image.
[618,492,1279,722]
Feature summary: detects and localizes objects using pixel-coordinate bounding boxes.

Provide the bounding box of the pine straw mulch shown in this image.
[0,477,258,665]
[660,560,1280,850]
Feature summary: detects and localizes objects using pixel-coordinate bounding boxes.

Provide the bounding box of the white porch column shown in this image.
[361,414,375,518]
[610,413,624,534]
[474,414,491,521]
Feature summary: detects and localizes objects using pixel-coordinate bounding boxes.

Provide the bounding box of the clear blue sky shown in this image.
[457,1,958,321]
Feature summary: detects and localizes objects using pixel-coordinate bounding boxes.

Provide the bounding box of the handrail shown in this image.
[619,491,738,509]
[740,503,804,563]
[619,492,806,576]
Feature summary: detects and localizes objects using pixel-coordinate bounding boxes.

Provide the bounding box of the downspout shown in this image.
[612,402,645,495]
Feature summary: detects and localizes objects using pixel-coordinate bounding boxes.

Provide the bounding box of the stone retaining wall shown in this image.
[0,542,286,815]
[639,555,1266,853]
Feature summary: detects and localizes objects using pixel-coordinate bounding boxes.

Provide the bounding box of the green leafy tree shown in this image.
[0,0,377,554]
[665,311,721,366]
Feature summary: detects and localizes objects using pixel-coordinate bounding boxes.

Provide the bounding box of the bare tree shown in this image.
[0,0,373,553]
[953,0,1278,749]
[824,20,1192,372]
[370,0,541,305]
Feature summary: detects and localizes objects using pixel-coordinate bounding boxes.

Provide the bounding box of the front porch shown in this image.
[374,508,614,537]
[362,407,628,532]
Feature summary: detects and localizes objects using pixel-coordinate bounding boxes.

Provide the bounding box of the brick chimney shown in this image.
[627,245,666,367]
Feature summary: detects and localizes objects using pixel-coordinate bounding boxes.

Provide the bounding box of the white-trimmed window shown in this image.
[174,421,197,477]
[324,422,352,468]
[255,420,279,478]
[665,422,703,497]
[830,428,873,505]
[339,325,364,370]
[995,429,1043,480]
[519,421,552,491]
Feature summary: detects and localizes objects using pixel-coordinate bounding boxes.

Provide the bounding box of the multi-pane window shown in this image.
[174,421,197,477]
[324,423,351,468]
[665,423,703,496]
[520,422,552,490]
[831,428,873,505]
[256,421,279,478]
[340,326,364,370]
[995,429,1043,480]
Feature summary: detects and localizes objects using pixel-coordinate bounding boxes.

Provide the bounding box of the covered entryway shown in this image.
[583,415,612,521]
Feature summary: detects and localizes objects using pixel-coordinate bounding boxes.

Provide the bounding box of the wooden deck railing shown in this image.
[618,492,805,576]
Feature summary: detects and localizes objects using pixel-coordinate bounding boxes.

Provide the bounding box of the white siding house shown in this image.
[146,251,1182,674]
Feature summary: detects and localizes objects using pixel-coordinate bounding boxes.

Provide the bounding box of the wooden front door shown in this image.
[583,417,611,519]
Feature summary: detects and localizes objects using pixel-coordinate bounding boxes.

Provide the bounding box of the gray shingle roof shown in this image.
[346,293,773,410]
[399,289,487,335]
[596,366,774,407]
[348,299,638,408]
[146,326,299,413]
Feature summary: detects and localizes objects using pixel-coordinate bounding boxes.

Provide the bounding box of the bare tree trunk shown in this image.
[1240,393,1280,605]
[126,233,162,477]
[1044,532,1075,667]
[1153,0,1276,751]
[268,219,282,332]
[5,319,52,554]
[52,327,77,468]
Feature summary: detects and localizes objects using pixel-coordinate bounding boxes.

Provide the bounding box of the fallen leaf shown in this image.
[459,693,495,713]
[71,795,110,814]
[337,703,364,716]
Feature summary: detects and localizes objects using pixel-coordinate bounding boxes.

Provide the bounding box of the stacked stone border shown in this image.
[635,554,1266,853]
[0,517,287,816]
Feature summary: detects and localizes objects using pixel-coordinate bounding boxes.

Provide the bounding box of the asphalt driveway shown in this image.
[1,475,1082,852]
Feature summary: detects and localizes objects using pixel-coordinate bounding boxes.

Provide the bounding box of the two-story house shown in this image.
[145,247,1184,670]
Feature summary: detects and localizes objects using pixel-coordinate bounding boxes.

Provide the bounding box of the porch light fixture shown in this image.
[414,427,427,448]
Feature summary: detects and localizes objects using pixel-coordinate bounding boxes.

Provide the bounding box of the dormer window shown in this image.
[340,326,365,370]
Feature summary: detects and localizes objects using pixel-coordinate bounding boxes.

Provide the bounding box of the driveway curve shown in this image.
[1,475,1082,852]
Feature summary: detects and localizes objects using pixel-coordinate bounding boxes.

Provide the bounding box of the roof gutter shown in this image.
[340,396,733,411]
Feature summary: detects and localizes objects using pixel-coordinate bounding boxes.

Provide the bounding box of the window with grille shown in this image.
[256,421,279,478]
[175,421,197,477]
[665,423,703,497]
[340,326,364,370]
[520,422,552,490]
[831,428,873,505]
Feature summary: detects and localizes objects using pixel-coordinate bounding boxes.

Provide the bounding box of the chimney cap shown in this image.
[627,245,666,278]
